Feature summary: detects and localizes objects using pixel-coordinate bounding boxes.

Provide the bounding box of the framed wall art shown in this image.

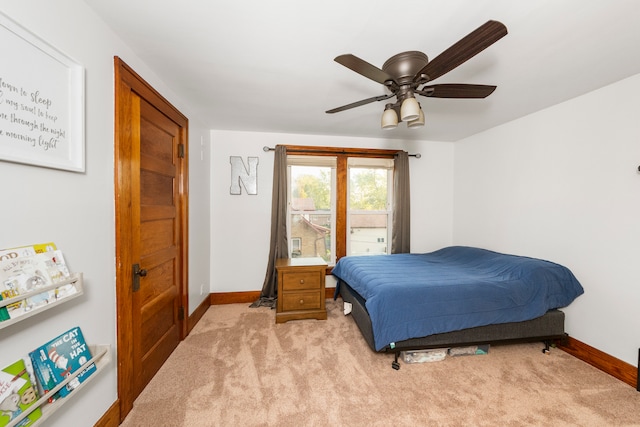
[0,12,85,172]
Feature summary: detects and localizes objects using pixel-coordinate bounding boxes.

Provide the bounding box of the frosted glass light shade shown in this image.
[407,108,425,128]
[400,97,420,121]
[381,108,398,129]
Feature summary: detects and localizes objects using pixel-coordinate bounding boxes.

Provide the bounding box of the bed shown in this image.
[332,246,584,369]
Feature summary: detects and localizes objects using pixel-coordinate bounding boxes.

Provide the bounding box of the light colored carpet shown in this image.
[120,300,640,426]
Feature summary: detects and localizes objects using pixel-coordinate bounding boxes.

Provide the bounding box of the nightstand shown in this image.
[275,257,327,323]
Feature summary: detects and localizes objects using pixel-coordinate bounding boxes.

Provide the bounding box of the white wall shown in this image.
[188,131,212,313]
[453,73,640,366]
[210,130,454,292]
[0,1,210,425]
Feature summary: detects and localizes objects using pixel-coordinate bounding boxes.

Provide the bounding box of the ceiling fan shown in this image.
[326,20,508,129]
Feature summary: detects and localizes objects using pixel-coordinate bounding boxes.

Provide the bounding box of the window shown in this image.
[347,157,393,257]
[286,147,397,266]
[287,155,336,263]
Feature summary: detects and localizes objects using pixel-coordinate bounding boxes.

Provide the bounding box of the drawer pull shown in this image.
[299,299,304,304]
[299,279,304,284]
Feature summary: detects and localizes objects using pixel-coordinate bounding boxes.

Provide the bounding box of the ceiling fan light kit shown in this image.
[381,105,399,129]
[407,108,425,128]
[400,96,420,122]
[381,101,425,130]
[326,20,508,131]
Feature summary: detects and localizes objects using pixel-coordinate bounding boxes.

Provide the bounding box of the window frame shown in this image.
[283,145,401,272]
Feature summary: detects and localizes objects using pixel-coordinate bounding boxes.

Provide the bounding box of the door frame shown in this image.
[114,57,189,420]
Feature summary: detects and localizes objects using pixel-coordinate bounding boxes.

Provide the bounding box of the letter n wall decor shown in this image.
[229,156,258,195]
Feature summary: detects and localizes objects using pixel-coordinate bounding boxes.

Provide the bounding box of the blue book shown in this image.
[29,326,96,399]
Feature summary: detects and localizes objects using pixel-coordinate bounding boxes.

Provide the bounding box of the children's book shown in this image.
[0,243,57,261]
[0,295,9,322]
[0,249,74,320]
[29,326,96,400]
[0,358,42,427]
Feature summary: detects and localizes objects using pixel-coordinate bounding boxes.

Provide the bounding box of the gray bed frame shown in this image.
[338,281,568,369]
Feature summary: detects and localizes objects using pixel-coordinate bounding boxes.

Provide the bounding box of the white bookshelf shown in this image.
[6,345,110,427]
[1,271,110,427]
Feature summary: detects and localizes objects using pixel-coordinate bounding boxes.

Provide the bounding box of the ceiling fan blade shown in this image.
[334,54,395,85]
[326,93,394,114]
[417,20,507,82]
[417,83,497,98]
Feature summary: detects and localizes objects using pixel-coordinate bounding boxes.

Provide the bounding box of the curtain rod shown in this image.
[262,146,421,158]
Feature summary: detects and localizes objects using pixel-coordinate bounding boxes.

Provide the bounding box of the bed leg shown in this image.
[392,352,401,370]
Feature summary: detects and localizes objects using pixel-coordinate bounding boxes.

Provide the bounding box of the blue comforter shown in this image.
[332,246,584,351]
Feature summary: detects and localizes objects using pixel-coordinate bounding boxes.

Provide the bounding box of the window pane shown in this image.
[289,165,334,263]
[349,213,388,256]
[348,164,392,257]
[349,168,388,211]
[289,214,331,260]
[291,165,331,210]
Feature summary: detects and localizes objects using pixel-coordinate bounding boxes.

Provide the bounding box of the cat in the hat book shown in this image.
[28,326,96,400]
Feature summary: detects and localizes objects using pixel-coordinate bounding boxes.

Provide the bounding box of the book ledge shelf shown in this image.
[0,272,84,330]
[7,344,110,427]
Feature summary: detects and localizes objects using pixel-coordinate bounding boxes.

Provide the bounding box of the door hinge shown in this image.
[178,306,185,320]
[178,143,185,158]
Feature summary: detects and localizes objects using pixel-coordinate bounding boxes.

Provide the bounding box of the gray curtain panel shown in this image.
[391,151,410,254]
[251,145,288,308]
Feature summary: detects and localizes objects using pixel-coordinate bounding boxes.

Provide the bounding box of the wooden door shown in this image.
[114,57,189,420]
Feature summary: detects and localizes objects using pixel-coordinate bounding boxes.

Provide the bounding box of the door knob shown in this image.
[132,263,147,292]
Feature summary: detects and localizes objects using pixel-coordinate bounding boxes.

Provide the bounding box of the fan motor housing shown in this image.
[382,51,429,84]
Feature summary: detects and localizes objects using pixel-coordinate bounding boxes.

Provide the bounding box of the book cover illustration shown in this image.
[29,326,96,400]
[0,250,74,320]
[0,358,42,427]
[0,243,57,261]
[0,294,10,322]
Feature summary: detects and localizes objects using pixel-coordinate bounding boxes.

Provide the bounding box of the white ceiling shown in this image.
[84,0,640,142]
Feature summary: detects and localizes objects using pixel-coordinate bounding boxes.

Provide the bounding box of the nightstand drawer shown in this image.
[281,291,322,311]
[281,271,321,291]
